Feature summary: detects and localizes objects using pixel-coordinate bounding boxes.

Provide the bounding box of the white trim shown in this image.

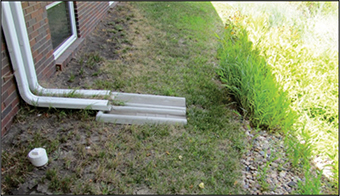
[109,1,114,6]
[46,1,77,59]
[45,1,62,10]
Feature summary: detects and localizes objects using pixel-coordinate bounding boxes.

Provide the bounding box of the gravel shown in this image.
[239,121,305,195]
[238,120,336,195]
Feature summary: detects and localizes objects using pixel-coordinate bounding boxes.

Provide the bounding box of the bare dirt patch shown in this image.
[47,2,138,90]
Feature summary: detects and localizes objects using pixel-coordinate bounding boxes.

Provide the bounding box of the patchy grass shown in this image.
[1,2,249,195]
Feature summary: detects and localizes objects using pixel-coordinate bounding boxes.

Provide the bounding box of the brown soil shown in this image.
[46,2,134,90]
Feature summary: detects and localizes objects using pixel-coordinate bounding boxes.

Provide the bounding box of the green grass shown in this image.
[214,1,338,194]
[1,2,249,194]
[216,22,297,132]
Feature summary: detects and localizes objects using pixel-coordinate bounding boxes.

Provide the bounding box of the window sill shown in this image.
[55,38,84,71]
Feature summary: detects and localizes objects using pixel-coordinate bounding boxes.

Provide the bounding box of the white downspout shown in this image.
[2,2,110,111]
[9,1,110,97]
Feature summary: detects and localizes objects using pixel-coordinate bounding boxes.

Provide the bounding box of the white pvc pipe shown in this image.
[121,103,186,111]
[111,92,186,107]
[10,2,110,97]
[96,111,187,125]
[2,2,110,111]
[111,105,186,116]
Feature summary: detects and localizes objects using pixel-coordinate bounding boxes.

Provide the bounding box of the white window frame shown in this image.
[46,1,77,59]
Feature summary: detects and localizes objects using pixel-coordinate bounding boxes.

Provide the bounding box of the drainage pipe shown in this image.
[96,111,187,125]
[9,1,110,97]
[2,2,110,111]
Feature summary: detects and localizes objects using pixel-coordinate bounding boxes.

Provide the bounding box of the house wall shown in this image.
[21,1,56,81]
[1,1,111,136]
[74,2,110,38]
[1,33,21,136]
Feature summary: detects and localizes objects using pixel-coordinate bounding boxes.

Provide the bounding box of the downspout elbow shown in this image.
[10,2,111,98]
[2,2,111,112]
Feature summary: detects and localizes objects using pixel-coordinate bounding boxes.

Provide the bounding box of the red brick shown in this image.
[22,2,29,8]
[32,23,40,31]
[34,3,41,10]
[3,91,18,109]
[1,72,14,85]
[25,6,34,15]
[1,105,19,136]
[29,30,39,40]
[30,38,36,47]
[1,65,11,77]
[76,2,109,38]
[11,96,20,108]
[3,82,17,99]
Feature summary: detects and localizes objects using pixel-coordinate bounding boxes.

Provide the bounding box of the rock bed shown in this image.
[239,121,305,195]
[238,120,334,195]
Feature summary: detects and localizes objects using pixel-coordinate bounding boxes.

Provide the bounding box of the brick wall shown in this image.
[21,1,56,81]
[74,1,110,38]
[1,32,20,136]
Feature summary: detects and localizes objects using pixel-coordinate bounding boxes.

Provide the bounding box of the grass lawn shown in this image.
[3,2,337,195]
[1,2,248,194]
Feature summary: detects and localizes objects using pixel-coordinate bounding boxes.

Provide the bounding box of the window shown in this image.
[46,1,77,59]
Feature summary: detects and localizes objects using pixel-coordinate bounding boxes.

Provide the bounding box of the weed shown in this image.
[99,182,114,194]
[85,52,104,68]
[114,24,124,31]
[46,167,73,193]
[107,29,117,34]
[94,79,113,90]
[91,70,101,77]
[257,163,270,191]
[294,165,323,194]
[110,99,126,106]
[58,110,67,119]
[78,106,96,120]
[46,168,58,181]
[68,72,75,83]
[79,57,84,66]
[79,67,84,76]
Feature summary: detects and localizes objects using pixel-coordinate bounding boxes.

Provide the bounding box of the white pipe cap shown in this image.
[28,148,48,167]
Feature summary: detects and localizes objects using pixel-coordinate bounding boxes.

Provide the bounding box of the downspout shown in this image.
[2,2,111,111]
[9,1,111,97]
